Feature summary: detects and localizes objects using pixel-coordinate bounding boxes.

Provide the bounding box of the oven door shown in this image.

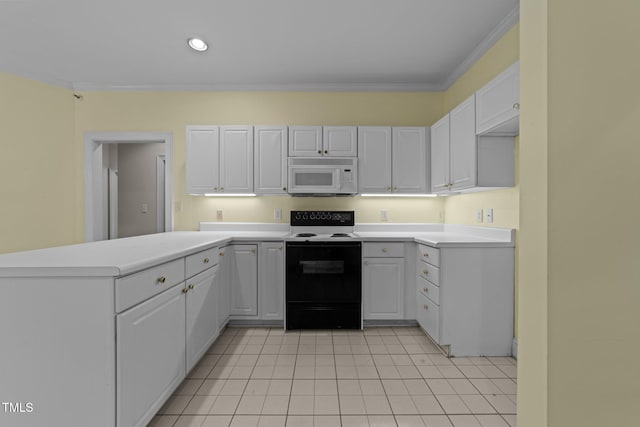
[288,166,341,194]
[286,242,362,303]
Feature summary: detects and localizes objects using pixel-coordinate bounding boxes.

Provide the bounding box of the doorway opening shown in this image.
[83,132,173,242]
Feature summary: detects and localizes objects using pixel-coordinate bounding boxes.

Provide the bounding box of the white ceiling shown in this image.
[0,0,518,91]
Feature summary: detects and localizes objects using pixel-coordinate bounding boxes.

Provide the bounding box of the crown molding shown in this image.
[1,67,74,90]
[71,81,445,92]
[440,4,520,90]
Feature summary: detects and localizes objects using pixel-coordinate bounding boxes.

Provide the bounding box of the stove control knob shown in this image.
[302,214,308,220]
[310,214,316,220]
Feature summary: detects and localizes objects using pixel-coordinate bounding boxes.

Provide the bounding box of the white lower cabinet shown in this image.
[415,243,514,356]
[185,266,219,372]
[218,246,232,327]
[116,284,186,427]
[260,242,284,320]
[362,243,405,320]
[229,244,259,316]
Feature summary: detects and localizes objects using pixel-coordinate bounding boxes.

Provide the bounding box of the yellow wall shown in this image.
[0,73,78,254]
[545,2,640,426]
[517,1,547,425]
[74,91,445,231]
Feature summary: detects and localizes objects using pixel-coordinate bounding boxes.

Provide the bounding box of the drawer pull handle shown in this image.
[219,252,225,256]
[423,287,428,293]
[513,102,520,110]
[364,261,369,266]
[182,288,188,294]
[423,253,428,257]
[423,304,429,310]
[279,246,283,250]
[382,248,388,253]
[157,276,166,284]
[251,248,256,254]
[203,258,210,264]
[423,270,428,275]
[188,284,194,290]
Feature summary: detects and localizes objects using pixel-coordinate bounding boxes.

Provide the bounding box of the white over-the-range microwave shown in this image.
[288,157,358,196]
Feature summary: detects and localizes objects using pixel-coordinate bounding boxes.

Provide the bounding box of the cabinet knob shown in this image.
[220,187,224,191]
[182,288,188,294]
[203,258,209,264]
[423,270,428,275]
[393,187,398,191]
[317,150,322,154]
[324,150,328,154]
[386,187,391,191]
[219,252,224,256]
[423,287,428,293]
[513,102,520,110]
[213,187,218,191]
[364,261,369,266]
[251,248,256,254]
[283,187,287,191]
[423,253,429,257]
[157,276,166,284]
[279,246,283,250]
[382,248,388,253]
[188,284,194,290]
[424,304,429,310]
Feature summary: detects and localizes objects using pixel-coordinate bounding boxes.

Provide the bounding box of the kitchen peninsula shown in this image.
[0,224,513,427]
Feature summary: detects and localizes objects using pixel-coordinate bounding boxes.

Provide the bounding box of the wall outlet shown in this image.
[274,208,282,221]
[216,210,223,221]
[485,208,493,223]
[380,210,388,222]
[476,209,483,223]
[141,203,148,213]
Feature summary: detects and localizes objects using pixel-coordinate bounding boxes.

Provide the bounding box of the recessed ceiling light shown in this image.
[187,38,208,52]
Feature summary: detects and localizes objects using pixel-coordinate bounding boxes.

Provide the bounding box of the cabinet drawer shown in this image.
[417,291,440,343]
[417,275,439,305]
[363,242,404,257]
[186,247,219,279]
[417,244,440,266]
[116,258,185,313]
[417,259,440,286]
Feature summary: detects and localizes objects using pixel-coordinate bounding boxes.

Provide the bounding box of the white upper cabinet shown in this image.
[186,126,219,194]
[431,95,514,195]
[359,126,429,194]
[323,126,358,156]
[475,61,520,136]
[186,125,254,195]
[254,126,288,195]
[430,115,450,194]
[289,126,322,156]
[449,95,477,191]
[220,126,254,194]
[358,127,392,193]
[392,127,429,193]
[289,126,357,157]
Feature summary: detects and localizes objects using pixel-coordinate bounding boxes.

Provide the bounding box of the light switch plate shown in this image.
[274,208,282,220]
[485,208,493,223]
[380,210,388,221]
[216,210,223,221]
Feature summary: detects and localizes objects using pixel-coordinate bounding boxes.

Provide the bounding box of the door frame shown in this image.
[83,132,173,242]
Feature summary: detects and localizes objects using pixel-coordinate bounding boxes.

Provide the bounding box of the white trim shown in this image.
[156,155,166,233]
[442,5,520,90]
[83,132,173,242]
[71,82,446,92]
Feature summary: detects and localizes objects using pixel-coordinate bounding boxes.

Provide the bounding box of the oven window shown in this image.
[300,260,344,275]
[295,172,333,186]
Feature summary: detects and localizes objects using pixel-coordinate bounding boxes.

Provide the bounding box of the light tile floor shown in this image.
[150,327,517,427]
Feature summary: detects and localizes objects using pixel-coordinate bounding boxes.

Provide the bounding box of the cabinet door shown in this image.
[289,126,322,156]
[358,127,392,193]
[186,266,219,372]
[475,61,520,136]
[220,125,254,193]
[255,126,288,194]
[324,126,357,156]
[230,244,258,316]
[218,246,231,326]
[186,126,219,194]
[260,242,284,320]
[392,127,428,193]
[449,95,477,191]
[117,284,186,427]
[363,258,405,320]
[430,115,451,194]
